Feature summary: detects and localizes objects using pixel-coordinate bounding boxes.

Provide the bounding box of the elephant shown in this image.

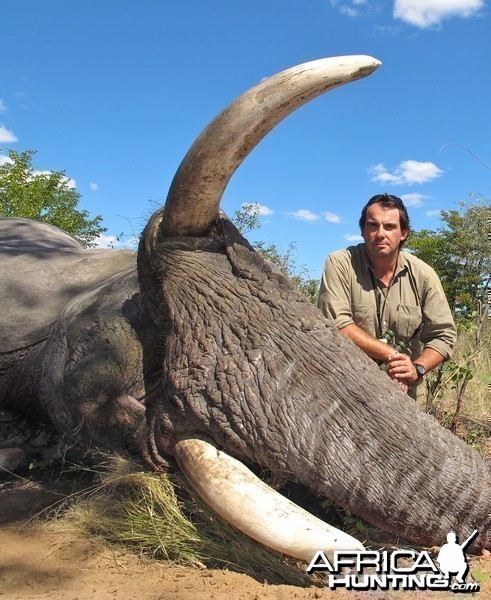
[0,56,489,560]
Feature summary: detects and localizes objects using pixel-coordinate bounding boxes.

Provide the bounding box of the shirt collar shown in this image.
[359,243,408,278]
[395,249,409,276]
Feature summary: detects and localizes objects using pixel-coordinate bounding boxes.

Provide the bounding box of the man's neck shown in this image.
[367,253,399,286]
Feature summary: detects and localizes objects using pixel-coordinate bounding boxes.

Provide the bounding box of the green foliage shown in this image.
[296,277,321,306]
[0,148,106,247]
[232,203,319,304]
[460,425,488,453]
[406,195,490,322]
[471,570,489,583]
[424,323,490,446]
[436,358,475,395]
[232,202,262,236]
[319,498,368,536]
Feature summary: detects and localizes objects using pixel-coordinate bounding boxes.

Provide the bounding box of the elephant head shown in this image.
[134,56,490,554]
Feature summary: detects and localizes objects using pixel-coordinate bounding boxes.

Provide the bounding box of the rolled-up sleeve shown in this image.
[420,270,457,359]
[317,252,354,330]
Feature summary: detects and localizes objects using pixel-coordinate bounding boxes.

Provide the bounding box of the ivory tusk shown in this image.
[158,55,381,238]
[174,437,365,562]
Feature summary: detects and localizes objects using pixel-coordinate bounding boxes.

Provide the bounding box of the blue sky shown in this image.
[1,0,490,279]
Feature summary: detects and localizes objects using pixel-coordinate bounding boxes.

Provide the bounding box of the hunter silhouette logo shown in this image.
[307,529,480,592]
[437,530,478,590]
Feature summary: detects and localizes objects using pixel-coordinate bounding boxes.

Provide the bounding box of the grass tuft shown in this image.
[60,455,311,586]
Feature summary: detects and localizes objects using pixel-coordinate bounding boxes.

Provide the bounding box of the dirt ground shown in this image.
[0,473,489,600]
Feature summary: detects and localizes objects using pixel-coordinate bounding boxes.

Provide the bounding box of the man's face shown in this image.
[362,203,408,262]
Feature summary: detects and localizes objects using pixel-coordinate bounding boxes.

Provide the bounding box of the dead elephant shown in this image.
[0,56,489,559]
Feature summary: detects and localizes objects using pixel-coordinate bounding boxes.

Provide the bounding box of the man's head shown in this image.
[359,194,411,242]
[359,194,410,263]
[447,532,457,544]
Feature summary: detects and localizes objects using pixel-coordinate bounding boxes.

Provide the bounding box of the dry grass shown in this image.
[57,455,311,586]
[452,329,491,420]
[424,322,490,451]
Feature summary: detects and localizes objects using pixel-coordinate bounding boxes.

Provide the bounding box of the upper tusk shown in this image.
[174,437,365,562]
[158,55,381,238]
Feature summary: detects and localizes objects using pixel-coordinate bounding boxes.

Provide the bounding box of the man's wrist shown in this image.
[413,363,426,381]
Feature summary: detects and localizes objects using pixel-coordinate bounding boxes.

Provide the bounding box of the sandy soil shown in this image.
[0,474,489,600]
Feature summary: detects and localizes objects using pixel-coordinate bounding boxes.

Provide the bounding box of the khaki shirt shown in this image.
[318,244,457,360]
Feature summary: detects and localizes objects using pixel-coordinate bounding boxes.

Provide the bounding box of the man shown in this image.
[318,194,456,395]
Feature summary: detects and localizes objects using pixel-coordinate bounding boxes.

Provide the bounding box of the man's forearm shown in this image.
[339,323,397,362]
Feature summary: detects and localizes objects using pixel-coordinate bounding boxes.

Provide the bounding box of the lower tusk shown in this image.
[174,437,364,561]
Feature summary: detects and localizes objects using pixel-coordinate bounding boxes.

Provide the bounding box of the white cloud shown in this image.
[93,234,117,249]
[241,202,274,216]
[0,100,7,113]
[368,160,443,185]
[90,182,99,191]
[324,211,342,223]
[93,234,139,250]
[0,124,17,143]
[256,203,274,216]
[426,209,442,217]
[400,192,426,207]
[0,154,79,190]
[340,5,359,17]
[286,209,320,222]
[331,0,366,18]
[32,169,76,189]
[346,234,364,242]
[394,0,484,28]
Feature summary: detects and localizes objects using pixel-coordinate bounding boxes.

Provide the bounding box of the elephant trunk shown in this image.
[140,223,491,553]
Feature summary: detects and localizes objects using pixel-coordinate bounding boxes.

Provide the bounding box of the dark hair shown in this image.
[359,193,411,245]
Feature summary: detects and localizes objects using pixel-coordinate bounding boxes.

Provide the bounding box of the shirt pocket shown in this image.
[351,303,376,334]
[396,304,423,341]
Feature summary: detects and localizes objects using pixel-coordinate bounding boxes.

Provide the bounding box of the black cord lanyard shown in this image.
[369,268,393,339]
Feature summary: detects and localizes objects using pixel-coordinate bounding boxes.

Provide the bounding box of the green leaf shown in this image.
[355,521,367,533]
[470,570,489,583]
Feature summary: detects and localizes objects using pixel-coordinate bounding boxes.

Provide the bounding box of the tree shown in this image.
[0,149,106,247]
[232,203,319,304]
[406,195,490,432]
[406,195,490,325]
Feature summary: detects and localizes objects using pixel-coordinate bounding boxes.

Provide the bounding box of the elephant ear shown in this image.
[0,218,135,353]
[217,217,296,291]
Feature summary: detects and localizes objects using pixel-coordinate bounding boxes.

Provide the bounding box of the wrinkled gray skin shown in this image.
[0,56,489,554]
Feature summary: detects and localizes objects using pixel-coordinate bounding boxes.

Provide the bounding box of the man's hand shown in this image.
[340,325,447,395]
[386,352,419,386]
[387,347,446,392]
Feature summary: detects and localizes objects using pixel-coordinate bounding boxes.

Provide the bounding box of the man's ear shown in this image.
[401,229,409,242]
